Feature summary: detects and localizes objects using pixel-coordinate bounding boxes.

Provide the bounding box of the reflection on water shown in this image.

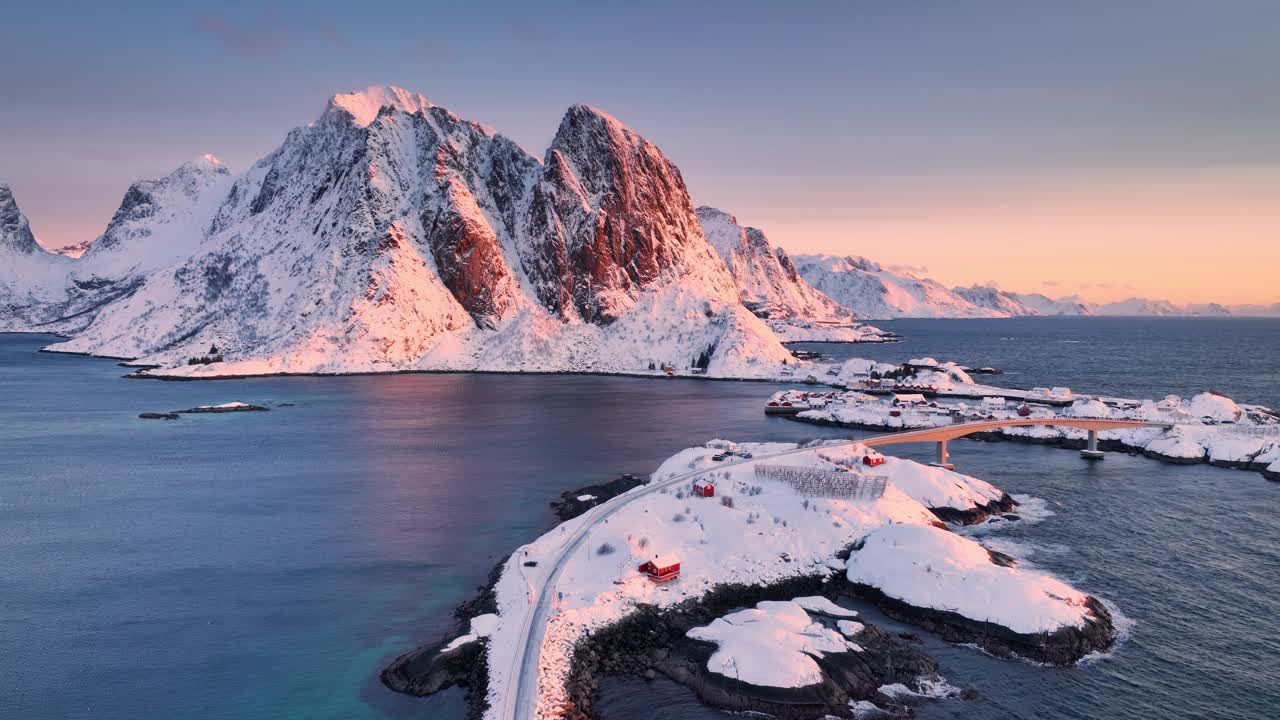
[2,324,1278,720]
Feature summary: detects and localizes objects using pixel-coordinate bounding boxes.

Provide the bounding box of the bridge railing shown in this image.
[755,464,887,500]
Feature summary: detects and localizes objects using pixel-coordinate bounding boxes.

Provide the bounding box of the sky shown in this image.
[1,0,1277,305]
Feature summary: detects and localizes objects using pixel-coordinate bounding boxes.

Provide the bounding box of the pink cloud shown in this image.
[194,16,286,61]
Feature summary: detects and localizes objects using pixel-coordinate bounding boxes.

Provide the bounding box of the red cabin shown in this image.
[638,555,681,583]
[862,450,886,467]
[692,478,716,497]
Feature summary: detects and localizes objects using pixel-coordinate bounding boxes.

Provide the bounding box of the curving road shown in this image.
[502,417,1168,720]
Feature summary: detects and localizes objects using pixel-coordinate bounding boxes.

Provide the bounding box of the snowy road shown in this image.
[502,438,863,720]
[502,417,1167,720]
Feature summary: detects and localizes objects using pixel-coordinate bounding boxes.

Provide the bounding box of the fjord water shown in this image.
[2,318,1278,720]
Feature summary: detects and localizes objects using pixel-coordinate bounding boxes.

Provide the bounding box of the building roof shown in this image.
[650,554,680,569]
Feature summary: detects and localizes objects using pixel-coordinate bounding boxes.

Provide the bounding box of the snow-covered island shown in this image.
[382,439,1117,719]
[768,357,1280,481]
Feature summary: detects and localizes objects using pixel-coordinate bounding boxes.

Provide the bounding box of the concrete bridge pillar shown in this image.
[1081,429,1104,460]
[931,440,955,471]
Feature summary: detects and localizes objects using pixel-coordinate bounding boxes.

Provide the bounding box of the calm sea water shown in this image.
[2,318,1278,720]
[793,316,1280,410]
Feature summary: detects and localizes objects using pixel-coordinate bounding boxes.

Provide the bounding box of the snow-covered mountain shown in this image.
[695,211,888,342]
[792,255,1012,319]
[951,285,1040,317]
[696,207,847,321]
[1004,292,1092,316]
[5,86,808,378]
[789,253,1264,319]
[0,185,74,329]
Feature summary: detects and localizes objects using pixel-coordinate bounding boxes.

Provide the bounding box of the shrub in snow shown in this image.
[672,513,687,522]
[638,537,649,549]
[720,496,735,508]
[596,542,615,556]
[675,490,685,500]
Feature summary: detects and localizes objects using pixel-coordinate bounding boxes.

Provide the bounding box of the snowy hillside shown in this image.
[8,86,812,379]
[696,209,888,342]
[793,255,1010,319]
[696,207,849,321]
[952,285,1040,316]
[1006,292,1092,316]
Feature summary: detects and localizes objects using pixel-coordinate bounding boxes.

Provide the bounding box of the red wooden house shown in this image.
[862,449,886,467]
[692,478,716,497]
[638,555,681,583]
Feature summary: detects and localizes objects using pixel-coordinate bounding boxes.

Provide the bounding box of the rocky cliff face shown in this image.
[696,207,850,321]
[536,106,720,323]
[0,185,73,329]
[10,86,796,378]
[0,184,40,255]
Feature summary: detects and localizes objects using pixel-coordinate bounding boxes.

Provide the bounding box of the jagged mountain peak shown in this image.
[696,208,851,322]
[696,206,738,226]
[80,154,236,263]
[183,153,228,173]
[327,85,435,127]
[0,183,41,255]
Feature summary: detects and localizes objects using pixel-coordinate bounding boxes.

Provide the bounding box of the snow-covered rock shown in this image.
[1067,399,1112,418]
[443,612,499,652]
[846,524,1094,635]
[1187,392,1241,423]
[686,599,863,687]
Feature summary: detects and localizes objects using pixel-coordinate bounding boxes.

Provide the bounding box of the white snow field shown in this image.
[845,523,1091,635]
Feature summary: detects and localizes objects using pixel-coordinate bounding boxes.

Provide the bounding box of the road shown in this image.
[502,417,1168,720]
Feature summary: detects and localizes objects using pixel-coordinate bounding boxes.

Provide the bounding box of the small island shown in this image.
[139,401,270,420]
[383,438,1116,718]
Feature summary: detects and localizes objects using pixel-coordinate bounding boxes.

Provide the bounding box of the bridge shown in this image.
[504,416,1172,720]
[858,417,1171,468]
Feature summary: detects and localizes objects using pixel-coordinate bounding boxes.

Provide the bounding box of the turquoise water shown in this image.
[0,334,848,720]
[2,319,1278,720]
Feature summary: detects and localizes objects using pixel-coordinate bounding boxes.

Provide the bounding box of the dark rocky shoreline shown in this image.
[927,492,1017,525]
[841,583,1116,666]
[563,575,946,720]
[549,474,647,522]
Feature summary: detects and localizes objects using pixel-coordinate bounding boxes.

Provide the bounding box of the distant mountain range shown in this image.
[793,254,1279,319]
